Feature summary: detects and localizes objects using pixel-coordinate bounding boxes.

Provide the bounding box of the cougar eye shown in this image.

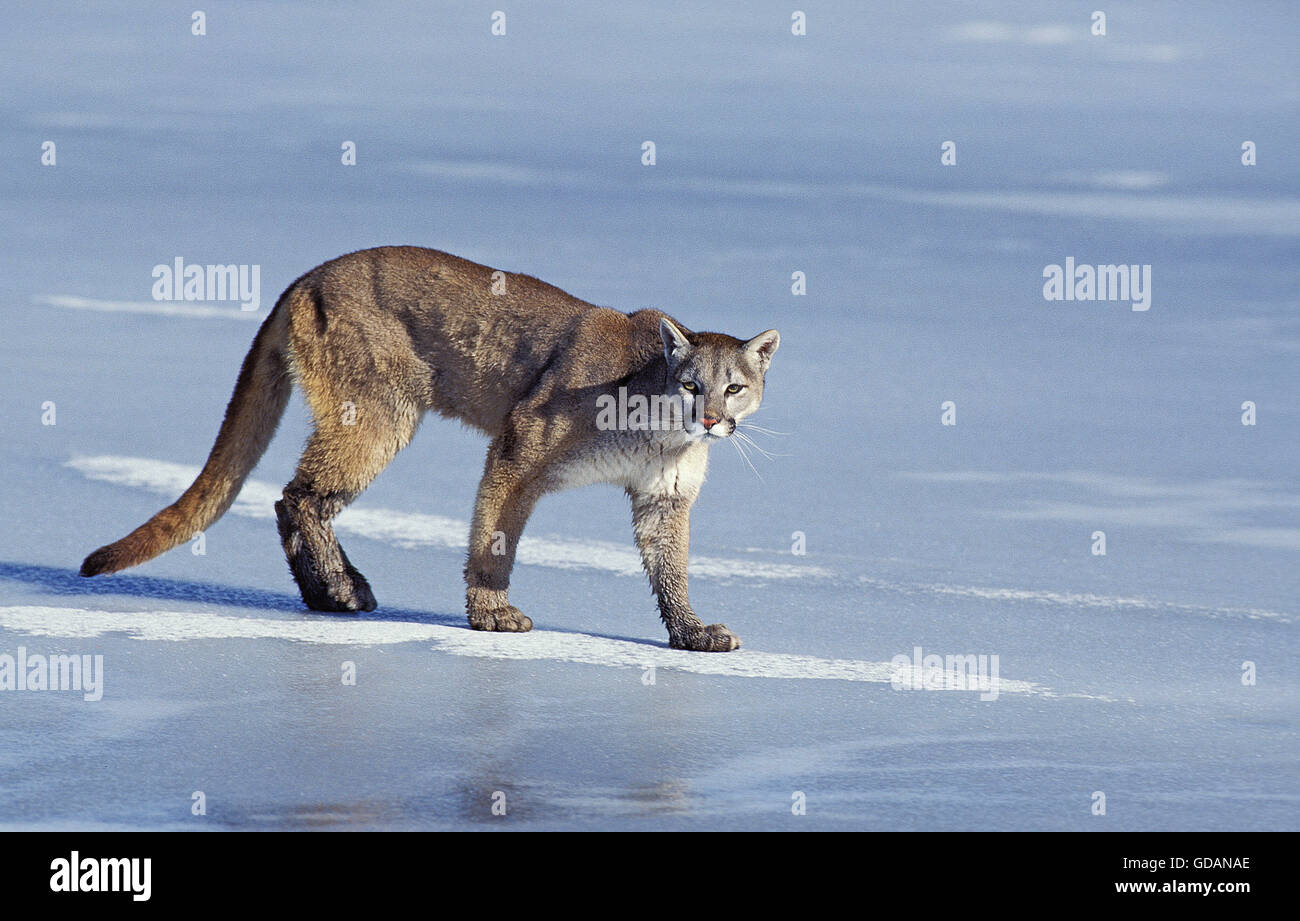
[680,380,698,393]
[725,383,744,394]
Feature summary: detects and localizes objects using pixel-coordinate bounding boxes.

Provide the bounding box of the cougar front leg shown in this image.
[464,443,541,633]
[629,490,741,652]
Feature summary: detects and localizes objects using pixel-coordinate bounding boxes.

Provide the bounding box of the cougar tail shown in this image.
[80,287,299,577]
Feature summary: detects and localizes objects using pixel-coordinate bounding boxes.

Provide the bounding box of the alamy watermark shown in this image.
[1043,257,1151,311]
[0,647,104,701]
[50,851,150,901]
[152,257,261,311]
[890,646,1000,701]
[596,386,693,431]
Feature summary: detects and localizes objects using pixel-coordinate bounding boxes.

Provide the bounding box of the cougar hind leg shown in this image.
[276,485,376,611]
[276,404,419,613]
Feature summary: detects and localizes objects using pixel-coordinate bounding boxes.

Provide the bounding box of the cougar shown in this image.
[80,247,780,652]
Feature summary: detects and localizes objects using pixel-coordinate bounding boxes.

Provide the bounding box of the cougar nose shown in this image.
[700,416,718,429]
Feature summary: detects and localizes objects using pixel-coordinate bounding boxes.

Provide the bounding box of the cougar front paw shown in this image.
[468,605,534,632]
[670,623,742,652]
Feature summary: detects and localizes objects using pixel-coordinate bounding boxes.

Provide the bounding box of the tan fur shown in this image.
[79,296,294,577]
[80,247,779,651]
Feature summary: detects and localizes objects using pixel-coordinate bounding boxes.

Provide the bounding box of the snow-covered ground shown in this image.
[1,1,1296,829]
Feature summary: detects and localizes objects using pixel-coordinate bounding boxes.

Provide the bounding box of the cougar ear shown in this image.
[659,318,692,364]
[744,329,780,367]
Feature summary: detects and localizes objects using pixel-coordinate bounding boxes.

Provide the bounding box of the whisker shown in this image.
[733,431,778,460]
[734,430,790,459]
[729,434,765,482]
[737,423,787,437]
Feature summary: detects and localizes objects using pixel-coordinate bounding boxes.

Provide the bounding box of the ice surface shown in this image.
[1,1,1296,830]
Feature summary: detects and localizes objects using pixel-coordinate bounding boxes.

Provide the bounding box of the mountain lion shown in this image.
[80,246,780,652]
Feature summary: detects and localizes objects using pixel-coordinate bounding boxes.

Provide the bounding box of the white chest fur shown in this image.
[550,437,708,497]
